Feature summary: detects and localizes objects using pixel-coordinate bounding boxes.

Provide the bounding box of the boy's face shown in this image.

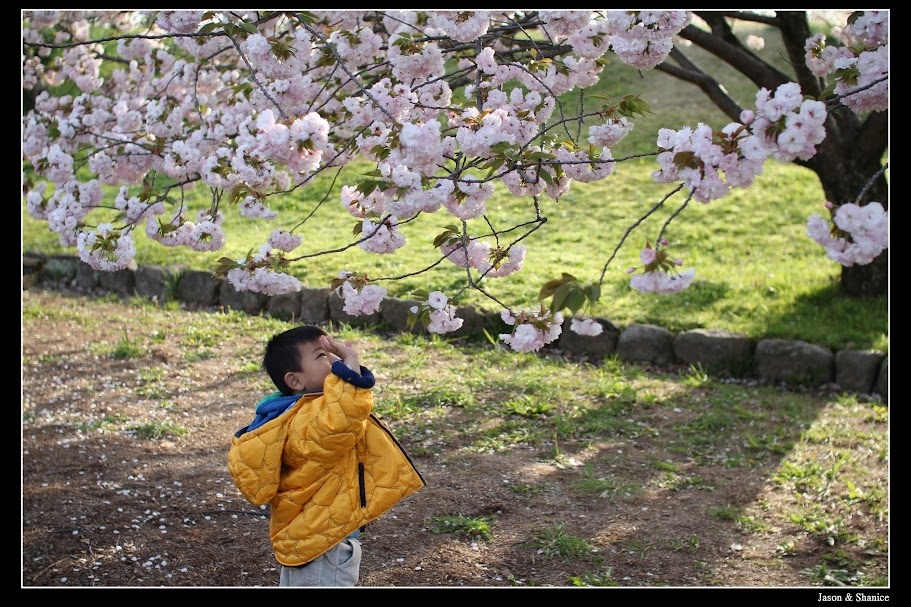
[287,338,337,394]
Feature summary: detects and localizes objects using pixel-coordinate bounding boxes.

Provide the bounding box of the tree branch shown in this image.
[654,49,745,122]
[774,11,825,98]
[680,13,793,90]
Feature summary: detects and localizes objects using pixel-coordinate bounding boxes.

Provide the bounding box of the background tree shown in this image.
[652,10,888,296]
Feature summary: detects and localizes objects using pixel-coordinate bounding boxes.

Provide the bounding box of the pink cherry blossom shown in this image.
[570,317,604,336]
[338,281,387,316]
[807,201,888,266]
[499,308,563,352]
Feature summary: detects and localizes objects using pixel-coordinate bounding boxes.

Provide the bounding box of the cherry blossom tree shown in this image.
[652,10,889,296]
[21,10,888,352]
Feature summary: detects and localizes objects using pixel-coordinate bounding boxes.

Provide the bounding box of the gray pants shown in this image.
[279,537,361,587]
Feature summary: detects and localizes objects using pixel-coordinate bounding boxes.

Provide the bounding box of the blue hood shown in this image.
[236,392,301,436]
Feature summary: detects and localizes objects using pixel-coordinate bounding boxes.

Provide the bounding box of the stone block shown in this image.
[267,291,303,321]
[75,261,99,291]
[617,323,675,364]
[674,328,755,376]
[41,254,80,283]
[97,263,137,295]
[219,280,269,315]
[558,318,620,356]
[136,265,183,304]
[381,297,425,334]
[755,339,834,386]
[175,270,221,308]
[875,357,888,401]
[835,349,885,394]
[299,287,331,324]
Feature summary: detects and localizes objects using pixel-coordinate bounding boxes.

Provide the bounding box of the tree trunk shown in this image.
[817,169,889,297]
[801,108,889,298]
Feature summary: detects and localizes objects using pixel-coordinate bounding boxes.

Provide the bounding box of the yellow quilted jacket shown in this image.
[227,372,425,567]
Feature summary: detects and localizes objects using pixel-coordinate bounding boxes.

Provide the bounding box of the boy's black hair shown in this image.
[263,326,328,395]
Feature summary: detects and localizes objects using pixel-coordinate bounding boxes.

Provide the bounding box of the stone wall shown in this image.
[22,251,888,400]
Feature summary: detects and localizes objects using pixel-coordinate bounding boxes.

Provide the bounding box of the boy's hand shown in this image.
[320,335,360,372]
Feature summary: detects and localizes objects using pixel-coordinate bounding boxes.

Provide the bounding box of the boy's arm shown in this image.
[330,360,375,389]
[289,366,375,467]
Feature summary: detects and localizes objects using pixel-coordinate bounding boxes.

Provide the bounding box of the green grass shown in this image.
[128,419,190,440]
[569,568,620,587]
[21,19,887,353]
[575,463,639,500]
[670,535,701,554]
[429,514,495,540]
[711,504,770,534]
[529,523,597,560]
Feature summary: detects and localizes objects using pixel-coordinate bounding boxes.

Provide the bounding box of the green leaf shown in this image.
[357,179,387,194]
[432,225,461,249]
[538,273,577,300]
[213,256,241,278]
[527,151,555,161]
[479,158,506,172]
[433,231,458,249]
[481,327,500,348]
[552,282,573,313]
[295,11,316,25]
[488,142,515,155]
[619,94,652,117]
[370,144,391,160]
[565,288,586,314]
[585,283,601,305]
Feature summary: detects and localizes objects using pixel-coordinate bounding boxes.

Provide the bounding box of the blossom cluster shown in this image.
[223,230,305,295]
[570,317,604,337]
[807,201,889,266]
[408,291,464,334]
[627,240,695,295]
[652,82,827,204]
[804,10,888,113]
[436,230,526,279]
[499,307,564,353]
[20,10,888,351]
[333,271,387,316]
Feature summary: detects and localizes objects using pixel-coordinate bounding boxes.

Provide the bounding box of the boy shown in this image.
[227,326,425,586]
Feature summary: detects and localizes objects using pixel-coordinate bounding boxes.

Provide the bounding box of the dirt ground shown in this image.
[21,288,889,593]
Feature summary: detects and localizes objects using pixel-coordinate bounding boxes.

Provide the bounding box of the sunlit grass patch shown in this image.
[128,419,190,440]
[575,463,639,500]
[529,523,598,559]
[429,514,495,540]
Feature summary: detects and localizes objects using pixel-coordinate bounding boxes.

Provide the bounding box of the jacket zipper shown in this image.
[358,461,367,533]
